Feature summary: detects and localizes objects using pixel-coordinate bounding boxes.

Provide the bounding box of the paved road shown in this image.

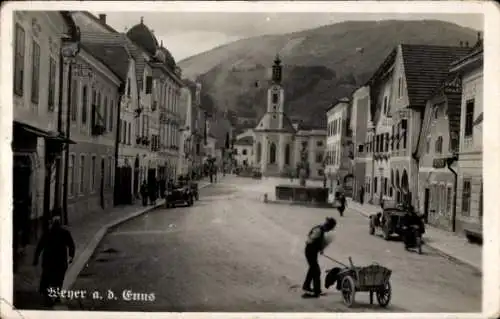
[67,176,481,312]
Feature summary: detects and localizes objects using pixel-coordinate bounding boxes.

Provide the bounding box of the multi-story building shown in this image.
[452,41,483,235]
[375,44,471,209]
[415,65,462,231]
[63,44,124,222]
[234,136,254,167]
[12,11,78,248]
[325,98,352,191]
[350,86,371,203]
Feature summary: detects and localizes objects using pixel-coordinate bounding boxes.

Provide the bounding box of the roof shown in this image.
[72,12,119,34]
[78,32,148,89]
[235,136,254,146]
[80,42,130,82]
[326,97,350,114]
[126,20,159,56]
[401,44,472,110]
[254,113,296,133]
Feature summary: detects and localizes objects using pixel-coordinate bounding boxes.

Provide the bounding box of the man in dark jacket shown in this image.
[302,217,337,298]
[33,215,75,306]
[336,192,347,217]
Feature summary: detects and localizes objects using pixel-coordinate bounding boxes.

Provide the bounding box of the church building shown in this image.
[252,56,327,179]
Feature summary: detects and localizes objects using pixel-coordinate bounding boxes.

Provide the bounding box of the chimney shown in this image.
[98,14,106,24]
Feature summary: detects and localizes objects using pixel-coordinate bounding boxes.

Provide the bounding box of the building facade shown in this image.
[234,136,254,167]
[325,98,352,191]
[416,72,462,231]
[350,86,371,203]
[63,46,123,223]
[452,44,483,235]
[12,11,78,248]
[253,56,326,179]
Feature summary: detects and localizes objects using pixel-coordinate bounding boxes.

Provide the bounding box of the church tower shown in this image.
[253,55,296,176]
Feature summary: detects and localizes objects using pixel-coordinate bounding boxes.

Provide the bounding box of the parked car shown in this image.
[166,184,194,208]
[369,205,408,240]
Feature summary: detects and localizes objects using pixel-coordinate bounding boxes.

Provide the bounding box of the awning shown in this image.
[14,121,75,144]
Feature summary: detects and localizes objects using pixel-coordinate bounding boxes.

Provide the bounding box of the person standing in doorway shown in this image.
[140,180,148,206]
[33,215,75,306]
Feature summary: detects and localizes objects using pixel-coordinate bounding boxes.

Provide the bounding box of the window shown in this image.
[398,77,402,97]
[383,96,388,114]
[426,137,431,154]
[48,58,56,111]
[461,179,471,216]
[391,126,395,150]
[374,177,378,193]
[90,156,96,191]
[316,152,323,163]
[465,100,474,138]
[14,24,25,96]
[68,155,75,196]
[127,78,131,96]
[401,119,407,149]
[103,96,108,131]
[81,85,88,125]
[269,143,277,164]
[358,144,364,153]
[435,136,443,154]
[384,178,388,195]
[272,93,279,104]
[109,99,114,131]
[242,149,247,155]
[30,40,41,104]
[123,121,127,144]
[71,80,78,122]
[128,122,131,144]
[316,141,323,147]
[79,155,85,194]
[145,76,153,94]
[385,133,389,152]
[433,106,439,120]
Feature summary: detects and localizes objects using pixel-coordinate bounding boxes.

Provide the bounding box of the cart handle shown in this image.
[348,256,354,268]
[322,254,348,268]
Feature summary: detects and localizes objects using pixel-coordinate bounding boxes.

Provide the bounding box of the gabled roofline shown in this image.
[365,46,398,87]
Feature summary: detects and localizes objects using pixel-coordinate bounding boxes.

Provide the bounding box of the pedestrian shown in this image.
[33,214,75,306]
[302,217,337,298]
[335,191,347,217]
[360,186,365,205]
[140,180,148,206]
[148,179,157,205]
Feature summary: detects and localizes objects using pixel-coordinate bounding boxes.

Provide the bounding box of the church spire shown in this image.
[272,54,282,84]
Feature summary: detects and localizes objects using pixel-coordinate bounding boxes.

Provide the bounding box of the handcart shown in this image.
[323,255,392,308]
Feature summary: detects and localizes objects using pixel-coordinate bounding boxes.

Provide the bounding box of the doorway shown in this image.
[423,188,430,224]
[133,156,139,199]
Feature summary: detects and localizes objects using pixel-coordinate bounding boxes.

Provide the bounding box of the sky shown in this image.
[98,12,483,62]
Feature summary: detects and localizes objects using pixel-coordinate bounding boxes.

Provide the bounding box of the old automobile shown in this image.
[369,202,408,240]
[165,184,194,208]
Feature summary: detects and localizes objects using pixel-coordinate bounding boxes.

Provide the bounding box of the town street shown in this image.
[67,176,481,312]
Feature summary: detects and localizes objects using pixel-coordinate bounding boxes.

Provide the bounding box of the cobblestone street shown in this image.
[67,176,481,312]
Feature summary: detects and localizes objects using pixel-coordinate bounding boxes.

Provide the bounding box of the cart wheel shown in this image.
[341,276,356,308]
[376,281,391,307]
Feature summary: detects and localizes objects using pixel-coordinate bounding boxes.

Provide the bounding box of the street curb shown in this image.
[349,205,482,273]
[266,199,334,209]
[62,182,213,293]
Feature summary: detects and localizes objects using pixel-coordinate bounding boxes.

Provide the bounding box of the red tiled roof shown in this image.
[401,44,472,110]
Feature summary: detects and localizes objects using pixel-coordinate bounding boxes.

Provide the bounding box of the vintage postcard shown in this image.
[1,1,499,318]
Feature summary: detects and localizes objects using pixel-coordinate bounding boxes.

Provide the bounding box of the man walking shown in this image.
[33,215,75,306]
[302,217,337,298]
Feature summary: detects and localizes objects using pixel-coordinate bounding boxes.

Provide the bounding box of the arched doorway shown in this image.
[133,156,140,198]
[395,170,401,203]
[401,169,409,204]
[284,144,291,165]
[269,142,276,164]
[343,174,354,197]
[256,142,262,163]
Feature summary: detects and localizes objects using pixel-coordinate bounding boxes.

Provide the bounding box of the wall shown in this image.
[456,66,483,232]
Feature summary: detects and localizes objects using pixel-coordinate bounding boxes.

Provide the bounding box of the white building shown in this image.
[234,136,254,167]
[253,56,326,179]
[12,11,78,244]
[325,98,352,191]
